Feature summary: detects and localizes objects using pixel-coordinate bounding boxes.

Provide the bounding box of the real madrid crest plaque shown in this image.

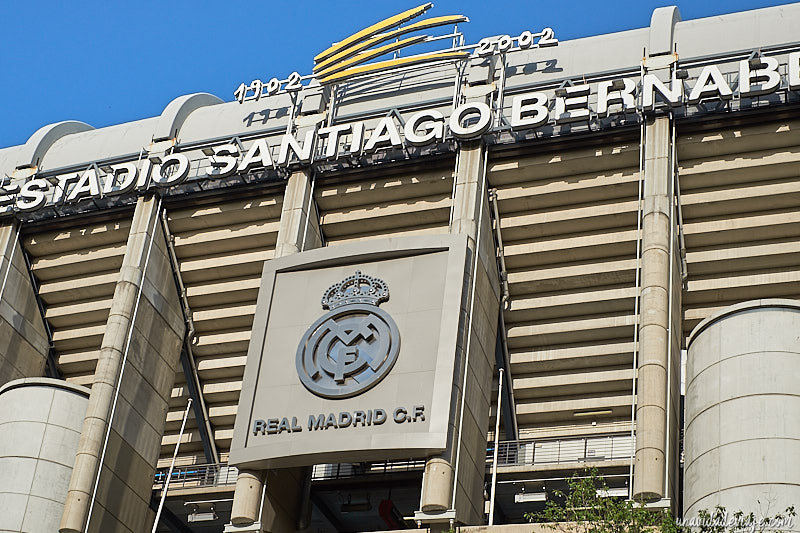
[229,234,468,469]
[296,271,400,399]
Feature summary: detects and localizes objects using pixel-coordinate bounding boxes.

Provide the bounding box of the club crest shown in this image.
[296,271,400,399]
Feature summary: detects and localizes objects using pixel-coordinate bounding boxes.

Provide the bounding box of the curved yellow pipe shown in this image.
[313,15,468,74]
[319,51,469,84]
[316,35,428,79]
[314,3,433,63]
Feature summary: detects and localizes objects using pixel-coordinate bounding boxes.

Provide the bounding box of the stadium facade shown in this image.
[0,2,799,532]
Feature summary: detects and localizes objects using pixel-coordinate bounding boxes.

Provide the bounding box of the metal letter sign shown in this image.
[296,271,400,399]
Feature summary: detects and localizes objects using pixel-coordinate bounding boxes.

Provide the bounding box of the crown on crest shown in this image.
[321,270,389,310]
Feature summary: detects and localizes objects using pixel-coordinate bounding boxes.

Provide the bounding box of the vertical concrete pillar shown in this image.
[0,223,50,385]
[633,5,683,506]
[420,457,455,511]
[684,300,800,524]
[418,141,499,526]
[0,378,89,533]
[633,117,681,503]
[274,169,322,257]
[230,170,320,532]
[231,470,266,526]
[60,195,186,533]
[450,143,486,238]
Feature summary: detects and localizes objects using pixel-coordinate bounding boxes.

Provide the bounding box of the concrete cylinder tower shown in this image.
[684,299,800,527]
[0,378,89,533]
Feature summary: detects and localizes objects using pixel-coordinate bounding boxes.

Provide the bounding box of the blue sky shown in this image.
[0,0,792,148]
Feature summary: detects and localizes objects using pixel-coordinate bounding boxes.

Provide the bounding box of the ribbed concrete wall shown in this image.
[60,196,186,533]
[449,144,500,525]
[0,224,50,385]
[684,299,800,525]
[490,141,640,439]
[0,378,89,532]
[163,192,283,465]
[25,218,132,387]
[316,165,454,245]
[678,119,800,340]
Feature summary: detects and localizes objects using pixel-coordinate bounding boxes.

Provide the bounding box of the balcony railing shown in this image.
[152,436,632,491]
[312,459,426,481]
[487,434,634,467]
[154,463,239,491]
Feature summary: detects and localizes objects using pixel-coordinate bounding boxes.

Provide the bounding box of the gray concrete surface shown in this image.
[685,300,800,529]
[0,378,89,533]
[0,223,50,386]
[60,196,185,533]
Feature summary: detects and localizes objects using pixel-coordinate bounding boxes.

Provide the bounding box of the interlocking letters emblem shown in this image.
[296,271,400,399]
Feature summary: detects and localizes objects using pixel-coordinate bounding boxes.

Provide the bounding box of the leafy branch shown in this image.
[526,468,676,533]
[526,469,795,533]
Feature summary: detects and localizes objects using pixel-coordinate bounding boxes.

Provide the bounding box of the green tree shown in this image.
[526,468,677,533]
[526,469,795,533]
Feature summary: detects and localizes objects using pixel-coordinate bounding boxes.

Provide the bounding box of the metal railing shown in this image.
[487,434,634,467]
[152,436,631,490]
[312,459,426,481]
[153,463,238,491]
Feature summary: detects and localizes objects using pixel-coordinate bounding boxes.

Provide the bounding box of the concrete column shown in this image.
[231,468,308,531]
[450,142,486,239]
[60,195,185,533]
[418,141,499,526]
[230,170,320,532]
[274,169,322,257]
[0,223,50,385]
[424,47,500,521]
[0,379,89,533]
[684,300,800,527]
[633,117,680,502]
[421,458,455,511]
[231,470,265,525]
